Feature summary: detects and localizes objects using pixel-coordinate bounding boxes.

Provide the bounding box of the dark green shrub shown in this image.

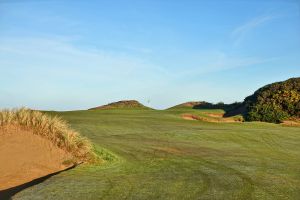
[244,77,300,123]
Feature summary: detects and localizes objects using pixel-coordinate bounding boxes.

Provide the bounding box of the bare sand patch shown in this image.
[0,127,73,190]
[182,114,199,120]
[203,112,224,118]
[281,120,300,127]
[181,114,238,123]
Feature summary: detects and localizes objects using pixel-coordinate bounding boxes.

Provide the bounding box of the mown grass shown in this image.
[12,108,300,200]
[0,108,96,163]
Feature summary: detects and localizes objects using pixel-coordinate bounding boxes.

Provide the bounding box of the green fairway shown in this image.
[13,108,300,200]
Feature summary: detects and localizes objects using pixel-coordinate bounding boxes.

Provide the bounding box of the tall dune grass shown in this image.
[0,108,96,163]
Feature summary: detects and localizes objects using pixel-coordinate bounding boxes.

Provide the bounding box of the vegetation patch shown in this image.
[193,101,243,111]
[0,108,97,164]
[244,77,300,123]
[93,145,119,163]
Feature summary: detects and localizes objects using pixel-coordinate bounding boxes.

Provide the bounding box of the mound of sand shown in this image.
[89,100,150,110]
[0,126,73,190]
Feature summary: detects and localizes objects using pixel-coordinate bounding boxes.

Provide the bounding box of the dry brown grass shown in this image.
[0,108,96,163]
[281,118,300,127]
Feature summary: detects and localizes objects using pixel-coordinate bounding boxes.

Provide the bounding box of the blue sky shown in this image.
[0,0,299,110]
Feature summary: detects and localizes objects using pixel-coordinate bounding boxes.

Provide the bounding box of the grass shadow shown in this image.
[192,102,246,118]
[0,165,76,200]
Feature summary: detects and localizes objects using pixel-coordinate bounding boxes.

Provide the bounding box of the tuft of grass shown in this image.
[0,108,97,164]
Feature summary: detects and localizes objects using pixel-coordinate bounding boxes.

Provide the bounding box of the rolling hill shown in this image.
[89,100,151,110]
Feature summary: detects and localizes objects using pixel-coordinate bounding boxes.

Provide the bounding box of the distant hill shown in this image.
[89,100,151,110]
[168,101,206,109]
[169,101,243,112]
[244,77,300,123]
[193,102,242,111]
[88,78,300,123]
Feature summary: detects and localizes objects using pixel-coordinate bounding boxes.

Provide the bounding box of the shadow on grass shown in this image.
[0,165,76,200]
[192,102,246,118]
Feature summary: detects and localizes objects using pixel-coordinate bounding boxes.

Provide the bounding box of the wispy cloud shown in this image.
[0,36,280,110]
[231,14,278,47]
[0,36,170,110]
[170,50,276,79]
[0,37,165,80]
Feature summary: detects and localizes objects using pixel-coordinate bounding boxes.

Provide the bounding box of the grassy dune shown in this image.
[0,108,95,163]
[13,108,300,200]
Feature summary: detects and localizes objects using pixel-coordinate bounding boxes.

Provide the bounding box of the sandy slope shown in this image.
[0,127,72,190]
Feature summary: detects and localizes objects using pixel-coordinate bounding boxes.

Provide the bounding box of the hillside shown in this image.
[89,100,150,110]
[167,101,206,109]
[169,101,243,112]
[244,77,300,123]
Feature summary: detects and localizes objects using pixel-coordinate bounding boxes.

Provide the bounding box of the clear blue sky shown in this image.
[0,0,299,110]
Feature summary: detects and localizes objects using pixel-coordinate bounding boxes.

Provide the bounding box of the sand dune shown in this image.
[0,126,73,190]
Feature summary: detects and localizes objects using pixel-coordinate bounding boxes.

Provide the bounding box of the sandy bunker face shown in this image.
[0,127,73,190]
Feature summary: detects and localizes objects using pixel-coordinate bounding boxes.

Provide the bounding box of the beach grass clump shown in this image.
[0,108,96,163]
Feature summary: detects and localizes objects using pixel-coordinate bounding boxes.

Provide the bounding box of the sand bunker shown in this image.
[182,114,199,120]
[181,114,238,123]
[203,112,224,118]
[0,127,73,190]
[281,120,300,127]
